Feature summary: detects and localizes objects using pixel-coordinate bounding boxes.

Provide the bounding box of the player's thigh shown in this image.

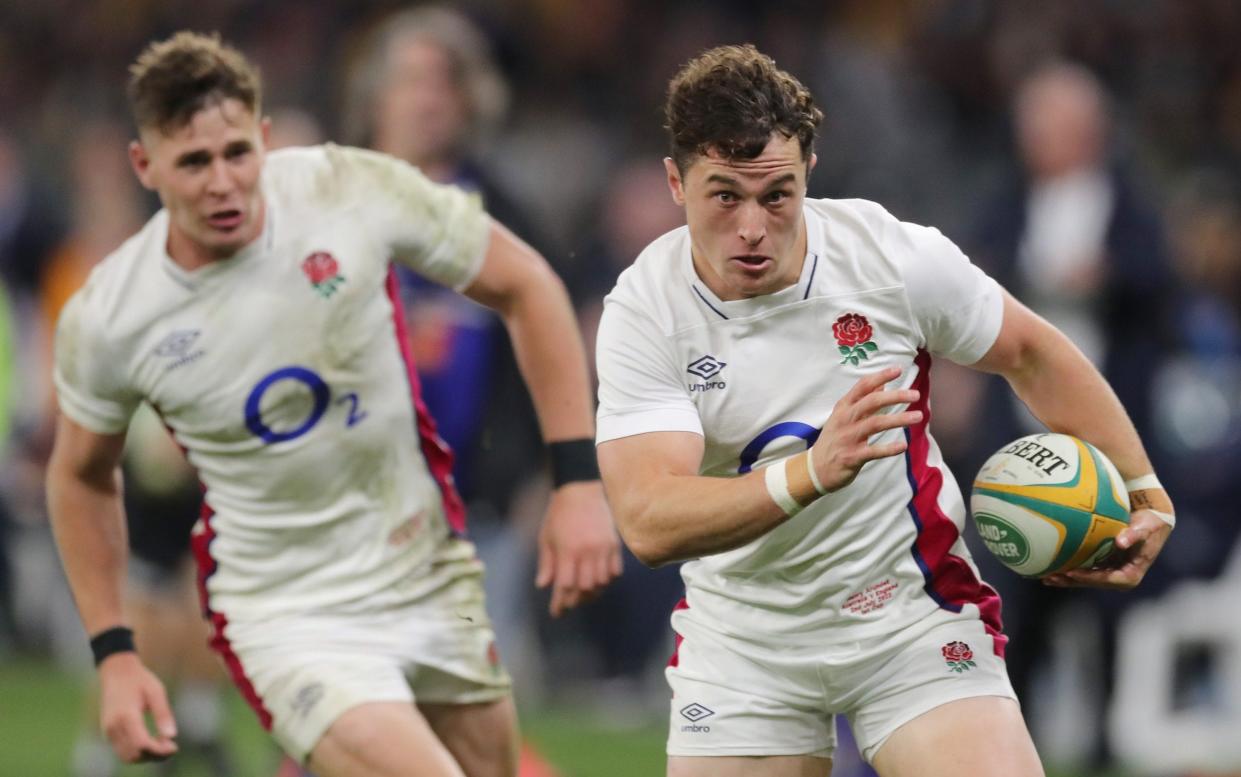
[843,612,1018,764]
[666,615,834,760]
[668,754,831,777]
[308,701,465,777]
[419,696,518,777]
[870,696,1043,777]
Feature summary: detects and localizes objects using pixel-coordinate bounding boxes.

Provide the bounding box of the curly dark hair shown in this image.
[127,31,262,134]
[665,44,822,175]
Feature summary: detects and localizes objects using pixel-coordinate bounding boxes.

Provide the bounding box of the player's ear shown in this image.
[664,157,686,206]
[128,139,156,190]
[260,116,272,149]
[805,152,817,184]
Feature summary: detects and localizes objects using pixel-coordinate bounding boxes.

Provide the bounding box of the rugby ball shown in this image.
[970,433,1130,578]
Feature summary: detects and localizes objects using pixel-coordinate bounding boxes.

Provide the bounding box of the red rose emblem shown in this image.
[302,252,340,285]
[942,641,973,662]
[833,313,873,347]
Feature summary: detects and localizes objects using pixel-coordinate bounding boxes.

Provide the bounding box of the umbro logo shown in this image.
[152,329,206,371]
[687,356,727,393]
[290,682,324,719]
[153,330,200,357]
[680,703,715,722]
[679,702,715,734]
[687,355,726,380]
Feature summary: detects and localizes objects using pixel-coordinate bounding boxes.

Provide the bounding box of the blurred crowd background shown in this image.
[2,1,1240,775]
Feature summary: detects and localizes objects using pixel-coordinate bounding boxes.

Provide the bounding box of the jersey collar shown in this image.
[683,203,823,321]
[160,196,277,290]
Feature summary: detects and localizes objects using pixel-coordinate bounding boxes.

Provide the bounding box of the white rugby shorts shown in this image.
[666,607,1015,763]
[212,540,512,762]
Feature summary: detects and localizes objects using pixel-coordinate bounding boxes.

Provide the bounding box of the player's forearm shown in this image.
[497,261,595,442]
[46,466,129,635]
[610,469,788,566]
[1002,324,1153,479]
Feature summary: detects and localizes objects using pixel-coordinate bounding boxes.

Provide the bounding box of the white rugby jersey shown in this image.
[596,198,1009,653]
[54,144,488,622]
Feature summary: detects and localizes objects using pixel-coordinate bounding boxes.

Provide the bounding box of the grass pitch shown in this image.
[0,656,666,776]
[0,657,1126,777]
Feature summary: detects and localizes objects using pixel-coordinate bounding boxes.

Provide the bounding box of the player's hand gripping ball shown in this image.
[970,433,1129,578]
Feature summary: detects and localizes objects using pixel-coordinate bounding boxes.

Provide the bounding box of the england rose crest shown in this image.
[833,313,878,365]
[302,252,346,298]
[942,641,977,673]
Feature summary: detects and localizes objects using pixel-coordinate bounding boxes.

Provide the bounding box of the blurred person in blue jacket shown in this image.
[343,5,552,692]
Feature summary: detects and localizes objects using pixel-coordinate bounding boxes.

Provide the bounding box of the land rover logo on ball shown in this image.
[974,513,1030,565]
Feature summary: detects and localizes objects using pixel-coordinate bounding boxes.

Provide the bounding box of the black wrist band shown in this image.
[549,438,600,487]
[90,626,136,666]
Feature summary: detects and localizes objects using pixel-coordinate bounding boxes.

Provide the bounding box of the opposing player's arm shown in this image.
[462,220,622,615]
[46,413,178,762]
[970,290,1173,588]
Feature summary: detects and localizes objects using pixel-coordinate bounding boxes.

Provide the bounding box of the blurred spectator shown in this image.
[569,158,684,305]
[967,62,1176,769]
[0,277,16,652]
[0,128,63,460]
[39,120,146,348]
[1150,172,1241,581]
[1115,169,1241,773]
[344,4,549,697]
[265,105,324,150]
[0,128,62,295]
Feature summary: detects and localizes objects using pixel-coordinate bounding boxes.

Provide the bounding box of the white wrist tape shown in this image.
[805,447,827,496]
[1149,511,1176,529]
[765,458,803,516]
[1124,474,1162,492]
[765,450,829,517]
[1123,474,1176,529]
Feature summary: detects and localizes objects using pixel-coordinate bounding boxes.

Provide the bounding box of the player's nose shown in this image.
[736,202,766,246]
[205,158,235,195]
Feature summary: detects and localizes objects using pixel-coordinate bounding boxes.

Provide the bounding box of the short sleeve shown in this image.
[333,146,490,291]
[52,293,139,434]
[595,299,703,443]
[895,222,1003,365]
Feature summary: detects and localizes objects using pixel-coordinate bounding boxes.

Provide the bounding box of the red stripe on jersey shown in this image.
[384,268,467,535]
[190,501,274,730]
[667,596,690,667]
[905,349,1007,657]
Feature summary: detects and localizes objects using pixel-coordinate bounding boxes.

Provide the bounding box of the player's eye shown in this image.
[765,190,788,205]
[713,191,738,204]
[225,143,253,160]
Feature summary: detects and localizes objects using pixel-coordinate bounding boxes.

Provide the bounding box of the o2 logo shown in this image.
[244,366,367,444]
[737,421,820,474]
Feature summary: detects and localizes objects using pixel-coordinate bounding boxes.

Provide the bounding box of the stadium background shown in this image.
[2,1,1240,775]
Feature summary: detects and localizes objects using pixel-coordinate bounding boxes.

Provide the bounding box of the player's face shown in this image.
[666,133,814,300]
[129,99,270,266]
